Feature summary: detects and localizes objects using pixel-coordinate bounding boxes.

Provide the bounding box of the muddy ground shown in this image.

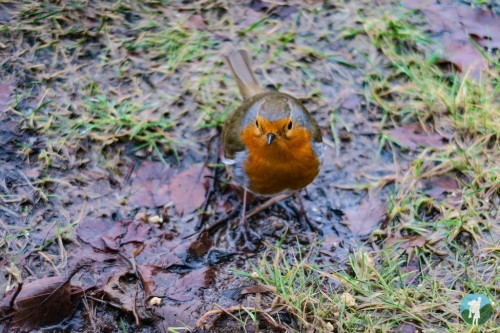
[0,0,499,332]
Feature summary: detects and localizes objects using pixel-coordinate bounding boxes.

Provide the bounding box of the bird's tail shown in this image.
[223,49,263,99]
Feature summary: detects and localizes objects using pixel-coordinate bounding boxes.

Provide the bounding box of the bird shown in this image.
[222,49,324,248]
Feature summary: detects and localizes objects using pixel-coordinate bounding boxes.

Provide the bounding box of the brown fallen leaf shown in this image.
[385,235,426,250]
[166,267,216,301]
[173,266,216,290]
[393,322,418,333]
[341,196,387,236]
[0,276,72,331]
[240,284,272,295]
[403,0,498,77]
[128,161,171,208]
[78,219,128,252]
[169,163,211,215]
[102,270,152,323]
[0,81,13,114]
[187,231,212,258]
[387,124,447,150]
[78,219,155,253]
[400,263,420,286]
[441,40,488,77]
[155,299,204,331]
[184,14,207,30]
[423,175,462,206]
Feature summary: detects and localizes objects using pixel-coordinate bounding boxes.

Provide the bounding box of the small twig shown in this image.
[122,160,137,187]
[8,282,23,309]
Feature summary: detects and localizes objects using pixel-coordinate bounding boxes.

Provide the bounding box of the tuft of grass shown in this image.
[238,240,498,332]
[19,82,180,163]
[124,24,217,76]
[235,241,337,332]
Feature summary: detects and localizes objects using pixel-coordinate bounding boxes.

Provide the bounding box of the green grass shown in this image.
[7,1,225,163]
[235,241,337,332]
[124,24,217,76]
[17,82,179,163]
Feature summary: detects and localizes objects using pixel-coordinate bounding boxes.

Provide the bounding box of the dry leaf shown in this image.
[393,322,418,333]
[403,0,499,77]
[240,284,271,295]
[166,267,216,301]
[169,163,210,215]
[185,14,207,30]
[341,196,387,236]
[387,124,447,150]
[128,161,170,208]
[0,82,13,113]
[385,235,426,250]
[0,277,72,331]
[422,175,462,207]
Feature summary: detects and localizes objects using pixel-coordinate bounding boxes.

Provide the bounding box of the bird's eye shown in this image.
[287,121,293,130]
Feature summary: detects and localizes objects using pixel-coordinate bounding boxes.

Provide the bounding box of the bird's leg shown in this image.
[231,188,261,250]
[295,192,323,235]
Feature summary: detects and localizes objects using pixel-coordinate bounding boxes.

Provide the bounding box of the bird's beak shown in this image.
[267,133,276,146]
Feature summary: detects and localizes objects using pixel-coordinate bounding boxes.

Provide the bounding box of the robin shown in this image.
[222,50,324,247]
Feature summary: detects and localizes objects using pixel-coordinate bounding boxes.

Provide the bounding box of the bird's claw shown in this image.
[230,220,261,251]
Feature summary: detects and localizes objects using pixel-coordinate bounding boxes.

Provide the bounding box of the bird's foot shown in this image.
[230,218,261,251]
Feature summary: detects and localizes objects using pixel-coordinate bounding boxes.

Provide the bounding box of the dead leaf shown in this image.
[393,322,418,333]
[188,231,212,258]
[341,196,387,236]
[387,124,447,150]
[121,221,153,245]
[423,175,462,206]
[185,14,207,30]
[385,235,426,250]
[441,40,488,77]
[341,94,361,110]
[135,234,185,269]
[240,284,271,295]
[78,219,128,252]
[0,276,73,331]
[128,161,170,208]
[403,0,499,77]
[172,266,216,291]
[136,264,160,296]
[155,300,204,331]
[102,270,152,322]
[169,163,210,215]
[78,220,154,253]
[166,267,216,301]
[400,263,420,286]
[0,82,13,113]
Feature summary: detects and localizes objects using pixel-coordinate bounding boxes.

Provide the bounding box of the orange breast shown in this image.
[240,126,320,195]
